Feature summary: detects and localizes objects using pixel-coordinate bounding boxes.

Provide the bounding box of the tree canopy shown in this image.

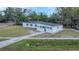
[0,7,79,29]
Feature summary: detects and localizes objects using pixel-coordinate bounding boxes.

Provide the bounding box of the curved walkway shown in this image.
[24,38,79,40]
[0,32,44,48]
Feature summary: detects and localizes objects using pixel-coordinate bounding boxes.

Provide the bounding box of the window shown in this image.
[50,27,52,29]
[40,26,41,28]
[30,24,32,26]
[26,24,28,26]
[47,27,52,29]
[35,24,37,27]
[42,26,44,28]
[57,26,59,29]
[47,27,49,29]
[40,26,42,28]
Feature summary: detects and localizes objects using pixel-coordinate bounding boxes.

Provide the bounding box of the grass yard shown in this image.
[0,39,8,41]
[0,26,36,37]
[32,29,79,38]
[1,39,79,51]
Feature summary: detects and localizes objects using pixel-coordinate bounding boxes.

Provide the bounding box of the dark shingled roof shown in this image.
[23,21,62,26]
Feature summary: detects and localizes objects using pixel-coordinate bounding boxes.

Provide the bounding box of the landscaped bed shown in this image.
[1,39,79,51]
[32,29,79,38]
[0,26,36,37]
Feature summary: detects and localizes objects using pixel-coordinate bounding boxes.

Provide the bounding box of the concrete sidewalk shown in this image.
[0,32,44,48]
[23,38,79,40]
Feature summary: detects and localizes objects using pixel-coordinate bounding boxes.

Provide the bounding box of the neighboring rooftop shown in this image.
[23,21,62,26]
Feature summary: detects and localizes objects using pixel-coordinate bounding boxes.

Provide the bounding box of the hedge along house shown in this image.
[22,21,63,33]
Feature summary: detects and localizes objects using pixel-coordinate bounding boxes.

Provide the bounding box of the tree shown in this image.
[3,7,28,24]
[28,12,48,22]
[3,7,16,22]
[52,7,79,28]
[49,13,60,23]
[54,7,76,27]
[38,13,48,22]
[28,11,38,21]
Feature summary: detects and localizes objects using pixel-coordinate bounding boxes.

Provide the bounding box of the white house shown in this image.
[22,21,63,33]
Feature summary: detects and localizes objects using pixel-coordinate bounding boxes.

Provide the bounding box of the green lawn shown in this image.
[32,29,79,38]
[0,39,8,41]
[0,26,36,37]
[1,39,79,51]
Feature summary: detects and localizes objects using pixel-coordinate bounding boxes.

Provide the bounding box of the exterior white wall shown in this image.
[52,25,63,33]
[23,22,27,27]
[22,22,63,33]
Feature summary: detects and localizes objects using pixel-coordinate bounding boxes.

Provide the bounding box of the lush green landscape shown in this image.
[1,39,79,51]
[32,29,79,38]
[0,7,79,51]
[0,26,36,37]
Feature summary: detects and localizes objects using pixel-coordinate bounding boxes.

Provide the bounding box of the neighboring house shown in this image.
[22,21,63,33]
